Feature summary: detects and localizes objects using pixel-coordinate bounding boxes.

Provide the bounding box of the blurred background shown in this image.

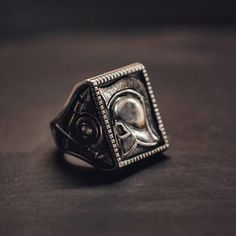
[0,0,236,38]
[0,1,236,236]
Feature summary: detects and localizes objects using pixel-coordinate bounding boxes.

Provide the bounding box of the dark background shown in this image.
[0,1,236,236]
[1,0,236,38]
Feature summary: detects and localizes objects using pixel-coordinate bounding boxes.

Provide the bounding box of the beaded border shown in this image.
[87,63,169,168]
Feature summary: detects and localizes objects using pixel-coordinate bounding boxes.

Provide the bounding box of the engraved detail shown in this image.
[101,77,160,159]
[109,89,159,159]
[51,63,169,169]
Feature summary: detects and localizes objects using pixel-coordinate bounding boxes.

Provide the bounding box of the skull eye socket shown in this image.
[115,122,131,139]
[116,124,127,136]
[74,113,101,145]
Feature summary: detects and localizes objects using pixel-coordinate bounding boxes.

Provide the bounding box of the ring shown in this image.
[50,63,169,170]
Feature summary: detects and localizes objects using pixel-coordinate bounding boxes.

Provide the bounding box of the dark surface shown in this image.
[0,28,236,235]
[1,0,236,37]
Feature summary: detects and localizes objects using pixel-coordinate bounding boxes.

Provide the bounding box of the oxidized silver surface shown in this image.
[51,63,169,170]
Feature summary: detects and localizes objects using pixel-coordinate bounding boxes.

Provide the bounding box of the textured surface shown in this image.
[0,28,236,236]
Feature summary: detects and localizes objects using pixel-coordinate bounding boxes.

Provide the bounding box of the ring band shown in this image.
[50,63,169,170]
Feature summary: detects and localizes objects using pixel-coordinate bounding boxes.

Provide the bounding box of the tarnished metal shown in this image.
[50,63,169,170]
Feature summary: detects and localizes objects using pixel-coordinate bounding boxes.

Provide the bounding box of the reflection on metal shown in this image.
[51,85,115,170]
[109,89,159,159]
[50,63,169,170]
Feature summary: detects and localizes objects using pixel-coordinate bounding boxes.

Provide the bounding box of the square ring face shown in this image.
[88,63,169,168]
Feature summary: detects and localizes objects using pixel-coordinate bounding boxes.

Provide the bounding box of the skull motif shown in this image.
[108,88,160,159]
[51,63,169,170]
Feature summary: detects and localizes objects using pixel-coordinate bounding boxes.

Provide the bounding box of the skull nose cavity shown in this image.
[114,96,146,128]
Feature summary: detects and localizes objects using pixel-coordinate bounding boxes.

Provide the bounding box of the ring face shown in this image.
[51,63,169,170]
[102,77,161,160]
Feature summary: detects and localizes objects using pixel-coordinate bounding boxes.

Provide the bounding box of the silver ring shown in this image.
[50,63,169,170]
